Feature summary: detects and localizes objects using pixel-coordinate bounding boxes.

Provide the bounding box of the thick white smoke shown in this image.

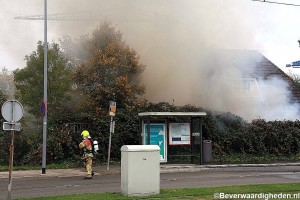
[255,77,300,120]
[4,0,300,121]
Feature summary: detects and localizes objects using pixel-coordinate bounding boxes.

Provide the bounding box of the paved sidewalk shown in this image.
[1,162,300,179]
[0,165,121,179]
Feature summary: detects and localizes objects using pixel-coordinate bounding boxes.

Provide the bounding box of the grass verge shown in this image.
[17,183,300,200]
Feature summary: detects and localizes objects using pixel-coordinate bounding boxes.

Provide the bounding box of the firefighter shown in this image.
[79,130,94,179]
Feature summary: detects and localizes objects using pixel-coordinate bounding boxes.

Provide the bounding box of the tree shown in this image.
[0,88,8,165]
[289,72,300,89]
[14,41,73,118]
[0,67,15,99]
[62,22,146,115]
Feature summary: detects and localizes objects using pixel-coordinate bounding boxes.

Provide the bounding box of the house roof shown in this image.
[214,49,300,104]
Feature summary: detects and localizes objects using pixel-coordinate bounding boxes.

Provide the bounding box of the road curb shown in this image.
[160,162,300,173]
[1,162,300,178]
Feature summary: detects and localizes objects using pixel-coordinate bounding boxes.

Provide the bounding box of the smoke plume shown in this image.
[6,0,300,121]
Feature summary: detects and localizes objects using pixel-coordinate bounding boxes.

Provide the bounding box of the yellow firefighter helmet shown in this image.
[81,130,90,138]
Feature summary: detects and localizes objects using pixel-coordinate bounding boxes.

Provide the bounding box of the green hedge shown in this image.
[1,102,300,166]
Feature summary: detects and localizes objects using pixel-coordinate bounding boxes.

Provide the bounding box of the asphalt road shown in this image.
[1,169,300,199]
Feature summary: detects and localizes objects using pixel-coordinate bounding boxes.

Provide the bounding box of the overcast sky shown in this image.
[1,0,300,76]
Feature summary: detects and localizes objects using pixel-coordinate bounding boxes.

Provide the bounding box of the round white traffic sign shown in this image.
[1,100,24,122]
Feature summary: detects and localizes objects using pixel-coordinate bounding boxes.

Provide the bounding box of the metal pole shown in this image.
[147,117,150,145]
[7,130,15,200]
[107,116,113,170]
[199,118,203,165]
[138,117,142,144]
[42,0,48,174]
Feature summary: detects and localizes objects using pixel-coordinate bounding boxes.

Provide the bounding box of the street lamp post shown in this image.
[42,0,48,174]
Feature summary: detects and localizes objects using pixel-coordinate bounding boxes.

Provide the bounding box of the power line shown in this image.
[252,0,300,7]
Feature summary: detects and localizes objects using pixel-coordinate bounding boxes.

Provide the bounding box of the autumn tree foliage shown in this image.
[65,22,146,115]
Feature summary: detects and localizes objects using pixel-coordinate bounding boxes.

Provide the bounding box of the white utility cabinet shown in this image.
[121,145,160,196]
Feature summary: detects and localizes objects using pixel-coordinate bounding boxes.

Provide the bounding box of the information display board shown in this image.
[143,123,167,162]
[169,123,191,145]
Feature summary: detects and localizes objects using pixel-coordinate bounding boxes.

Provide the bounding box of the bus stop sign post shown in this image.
[1,100,24,200]
[107,101,116,171]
